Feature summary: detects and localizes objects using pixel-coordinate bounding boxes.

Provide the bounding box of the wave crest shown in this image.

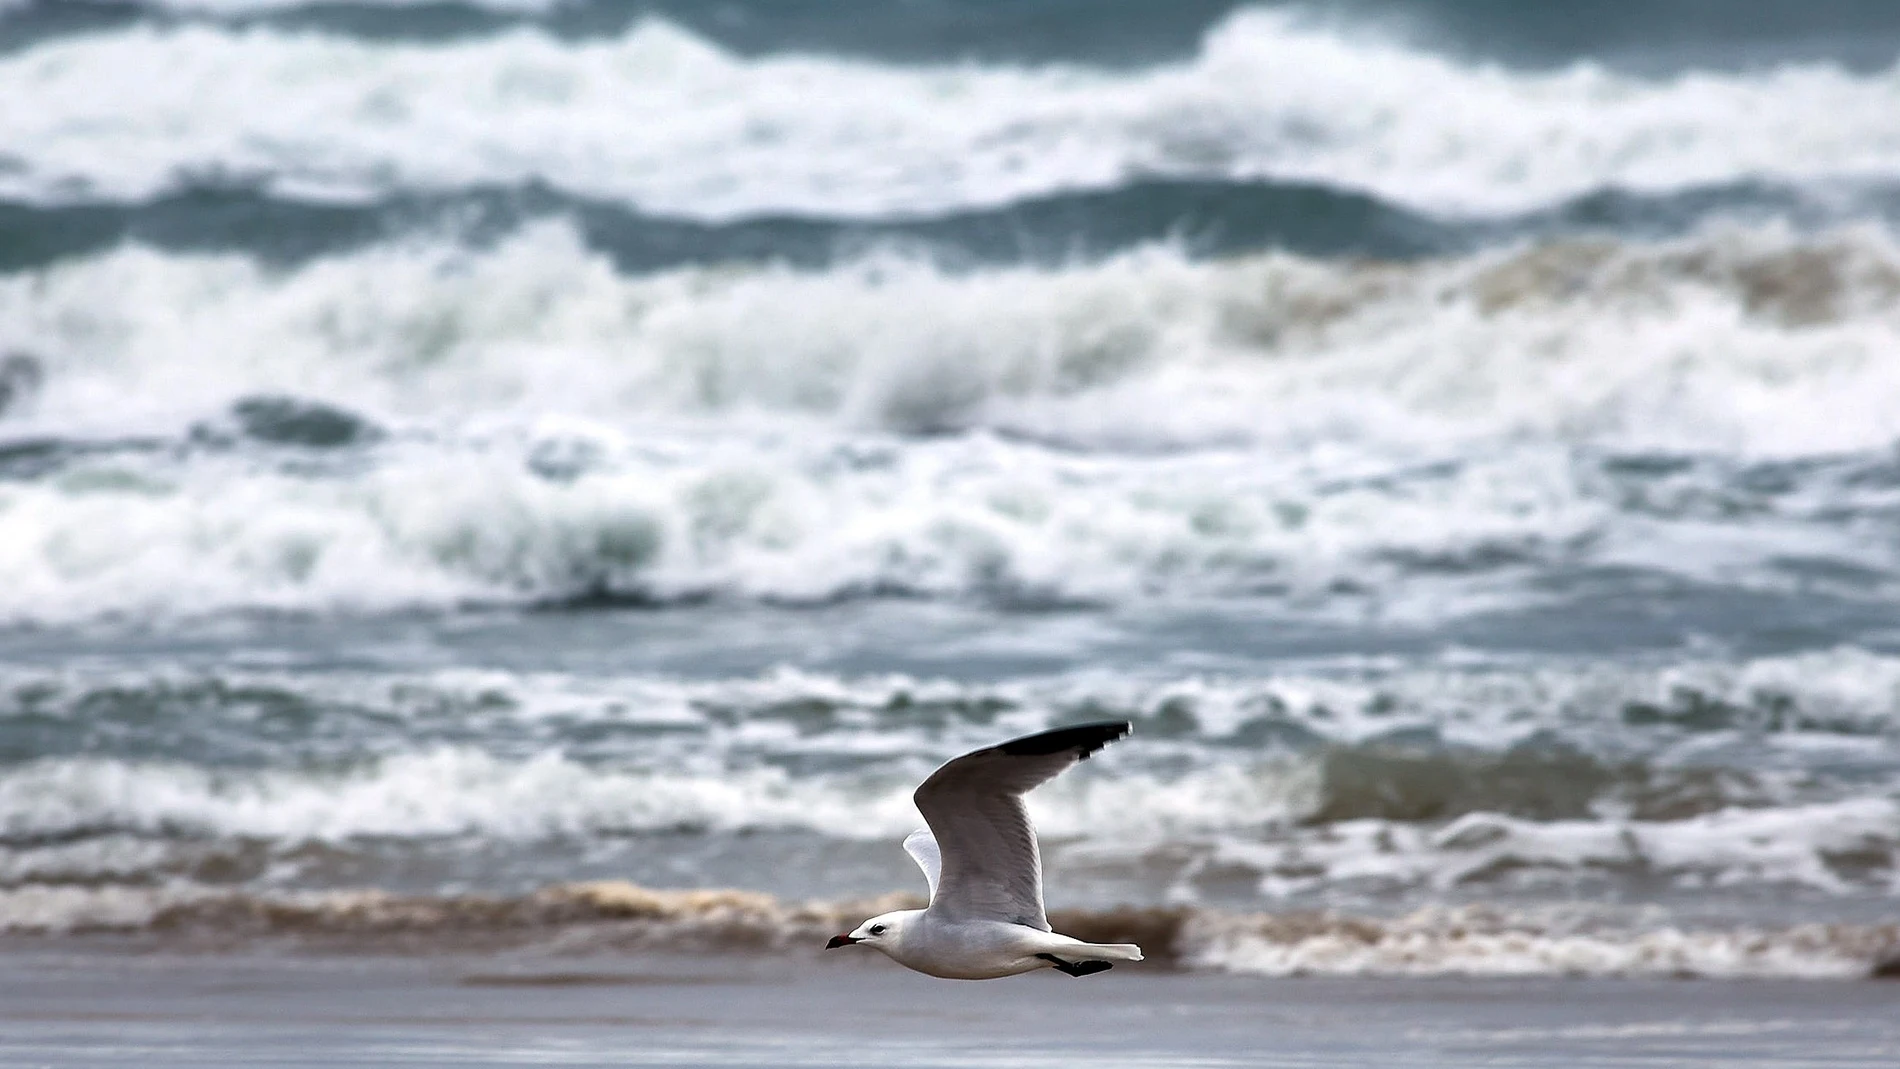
[6,224,1900,620]
[3,881,1893,979]
[6,11,1900,216]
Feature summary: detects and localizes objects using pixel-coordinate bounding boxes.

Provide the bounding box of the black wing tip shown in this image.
[998,720,1132,759]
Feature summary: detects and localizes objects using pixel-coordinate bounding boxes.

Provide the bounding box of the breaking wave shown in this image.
[10,178,1895,277]
[5,755,1888,901]
[2,648,1895,905]
[5,223,1900,620]
[14,221,1900,446]
[6,12,1900,216]
[1,880,1893,980]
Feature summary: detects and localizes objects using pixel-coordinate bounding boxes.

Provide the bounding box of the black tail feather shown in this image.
[1037,953,1114,978]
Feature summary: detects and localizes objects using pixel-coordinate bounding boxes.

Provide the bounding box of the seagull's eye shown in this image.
[869,924,886,935]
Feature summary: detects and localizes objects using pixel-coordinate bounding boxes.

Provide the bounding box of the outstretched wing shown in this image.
[902,829,942,900]
[912,721,1131,930]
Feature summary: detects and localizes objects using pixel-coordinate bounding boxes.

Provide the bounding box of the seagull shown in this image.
[826,720,1143,980]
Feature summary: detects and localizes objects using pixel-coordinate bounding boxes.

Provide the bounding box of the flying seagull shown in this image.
[826,720,1143,979]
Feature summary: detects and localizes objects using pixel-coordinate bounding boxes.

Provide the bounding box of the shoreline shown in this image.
[2,945,1897,1068]
[4,880,1895,982]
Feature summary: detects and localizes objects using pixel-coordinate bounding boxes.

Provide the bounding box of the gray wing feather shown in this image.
[902,828,942,900]
[911,721,1131,929]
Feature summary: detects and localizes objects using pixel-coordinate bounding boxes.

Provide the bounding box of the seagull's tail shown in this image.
[1070,942,1144,963]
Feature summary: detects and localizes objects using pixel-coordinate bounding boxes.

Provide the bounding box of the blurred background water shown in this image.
[1,0,1898,977]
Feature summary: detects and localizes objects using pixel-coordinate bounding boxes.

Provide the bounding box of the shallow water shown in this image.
[3,950,1899,1068]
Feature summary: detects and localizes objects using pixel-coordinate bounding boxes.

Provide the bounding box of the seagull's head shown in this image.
[825,909,919,954]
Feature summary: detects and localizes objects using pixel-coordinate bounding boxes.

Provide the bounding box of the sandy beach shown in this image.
[2,945,1896,1068]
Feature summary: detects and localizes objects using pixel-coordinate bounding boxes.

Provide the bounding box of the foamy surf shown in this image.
[5,223,1900,621]
[12,222,1900,447]
[1,881,1892,980]
[1,650,1894,915]
[3,755,1889,903]
[5,12,1900,216]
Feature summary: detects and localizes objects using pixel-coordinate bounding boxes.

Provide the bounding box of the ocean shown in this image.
[1,0,1898,987]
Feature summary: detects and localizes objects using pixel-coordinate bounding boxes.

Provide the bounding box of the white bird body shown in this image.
[828,721,1143,980]
[842,907,1143,980]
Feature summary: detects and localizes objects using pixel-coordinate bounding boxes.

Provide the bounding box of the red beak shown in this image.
[826,935,859,949]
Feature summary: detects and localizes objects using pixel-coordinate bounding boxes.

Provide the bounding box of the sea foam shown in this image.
[4,224,1900,620]
[0,880,1891,980]
[3,650,1896,901]
[4,11,1900,216]
[11,222,1900,450]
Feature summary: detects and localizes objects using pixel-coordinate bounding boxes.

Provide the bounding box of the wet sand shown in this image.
[1,946,1896,1067]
